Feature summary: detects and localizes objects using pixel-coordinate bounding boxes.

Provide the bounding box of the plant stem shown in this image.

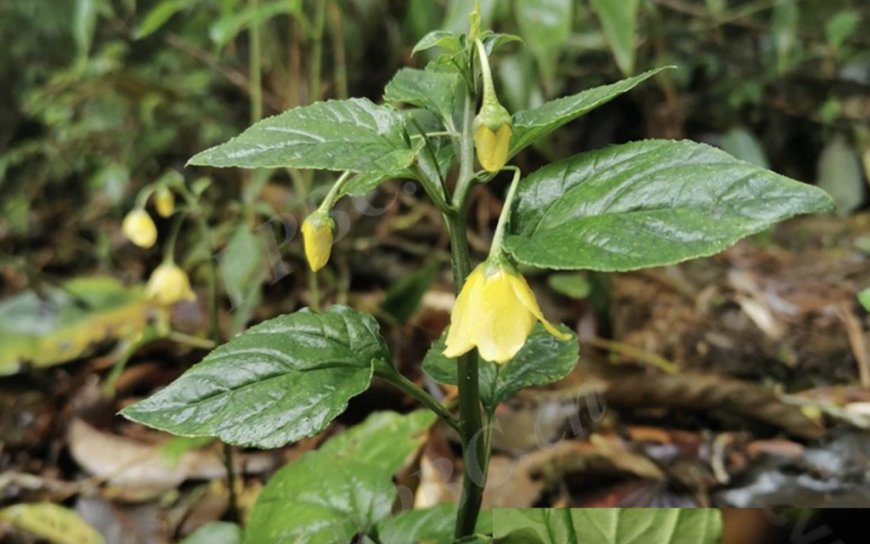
[327,0,348,99]
[452,93,477,210]
[249,0,262,123]
[176,188,237,520]
[475,39,498,105]
[451,90,487,539]
[308,0,326,103]
[318,170,353,212]
[489,166,521,256]
[377,372,460,432]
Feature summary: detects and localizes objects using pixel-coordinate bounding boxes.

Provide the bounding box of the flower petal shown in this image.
[474,269,535,363]
[509,273,572,340]
[444,264,486,358]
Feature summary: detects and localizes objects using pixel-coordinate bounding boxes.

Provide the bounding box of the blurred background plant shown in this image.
[2,0,868,407]
[2,0,866,279]
[1,1,869,540]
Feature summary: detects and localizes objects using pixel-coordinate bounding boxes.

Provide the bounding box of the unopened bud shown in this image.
[301,212,335,272]
[154,187,175,218]
[122,208,157,249]
[146,261,196,305]
[473,101,512,172]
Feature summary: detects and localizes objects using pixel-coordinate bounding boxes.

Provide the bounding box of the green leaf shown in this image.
[339,111,455,198]
[181,522,243,544]
[505,140,834,272]
[493,508,722,544]
[340,171,395,197]
[590,0,640,76]
[494,508,572,544]
[160,436,214,465]
[246,452,395,544]
[380,262,440,324]
[816,135,863,216]
[188,99,420,173]
[135,0,188,39]
[482,33,524,54]
[383,68,460,122]
[0,277,154,376]
[320,410,436,474]
[122,306,389,448]
[859,288,870,312]
[510,67,669,155]
[514,0,573,83]
[377,504,492,544]
[443,0,497,34]
[422,324,578,412]
[377,503,456,544]
[825,10,859,51]
[209,0,302,48]
[704,0,725,17]
[247,410,435,543]
[547,273,591,300]
[412,31,462,56]
[772,0,800,74]
[0,502,104,544]
[73,0,100,60]
[88,163,129,205]
[218,225,266,335]
[498,54,544,114]
[720,126,769,168]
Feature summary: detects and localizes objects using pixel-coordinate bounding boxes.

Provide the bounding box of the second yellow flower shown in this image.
[444,259,570,363]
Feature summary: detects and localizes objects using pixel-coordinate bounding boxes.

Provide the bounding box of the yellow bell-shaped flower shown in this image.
[154,187,175,218]
[473,100,512,173]
[444,259,570,363]
[122,208,157,249]
[301,212,335,272]
[146,261,196,305]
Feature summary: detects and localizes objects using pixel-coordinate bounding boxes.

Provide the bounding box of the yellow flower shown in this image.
[301,212,335,272]
[122,208,157,249]
[473,102,512,173]
[444,259,570,363]
[154,187,175,218]
[146,261,196,305]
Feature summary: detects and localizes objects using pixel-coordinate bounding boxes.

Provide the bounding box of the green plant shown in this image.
[120,2,832,541]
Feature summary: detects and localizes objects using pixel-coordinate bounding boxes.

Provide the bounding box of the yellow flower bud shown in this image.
[154,187,175,218]
[301,212,335,272]
[473,99,512,173]
[444,259,570,363]
[122,208,158,249]
[146,261,196,305]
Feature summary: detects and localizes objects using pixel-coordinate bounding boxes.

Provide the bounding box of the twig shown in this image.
[163,32,284,112]
[837,303,870,387]
[586,336,681,375]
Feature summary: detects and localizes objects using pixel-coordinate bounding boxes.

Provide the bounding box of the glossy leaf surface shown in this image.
[509,68,669,155]
[246,410,435,543]
[422,324,578,412]
[320,410,436,474]
[383,68,460,122]
[122,306,388,448]
[494,508,722,544]
[505,140,834,271]
[189,99,419,173]
[246,452,394,544]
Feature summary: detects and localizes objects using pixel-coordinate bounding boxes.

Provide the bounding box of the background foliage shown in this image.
[2,0,867,276]
[0,0,868,542]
